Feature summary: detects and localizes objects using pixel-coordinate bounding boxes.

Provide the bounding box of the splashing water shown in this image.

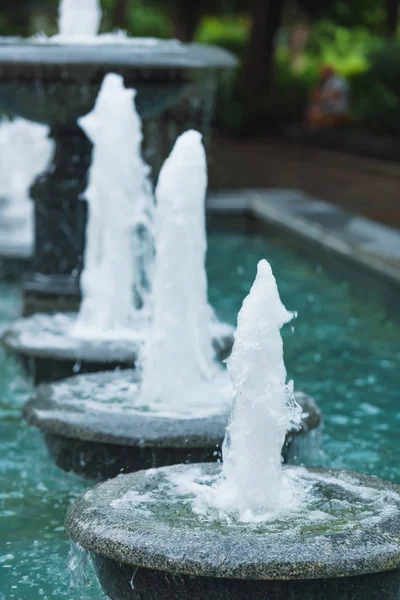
[0,118,51,219]
[140,130,223,407]
[220,260,303,518]
[36,0,179,46]
[71,73,154,339]
[58,0,102,38]
[0,118,52,242]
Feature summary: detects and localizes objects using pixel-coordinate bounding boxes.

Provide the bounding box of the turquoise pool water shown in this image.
[1,228,399,599]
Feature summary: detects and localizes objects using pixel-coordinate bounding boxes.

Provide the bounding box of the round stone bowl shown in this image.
[2,313,234,384]
[66,463,400,600]
[0,39,237,124]
[23,369,321,480]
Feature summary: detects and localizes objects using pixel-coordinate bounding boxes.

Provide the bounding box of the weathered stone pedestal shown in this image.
[92,557,400,600]
[24,123,90,313]
[22,275,81,316]
[24,369,321,479]
[66,463,400,600]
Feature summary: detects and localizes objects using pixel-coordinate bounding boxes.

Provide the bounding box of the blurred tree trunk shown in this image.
[245,0,286,126]
[172,0,203,41]
[112,0,129,30]
[385,0,399,37]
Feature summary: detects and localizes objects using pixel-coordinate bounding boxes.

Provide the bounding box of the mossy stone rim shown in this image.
[65,463,400,581]
[1,315,233,363]
[0,41,237,70]
[24,369,321,448]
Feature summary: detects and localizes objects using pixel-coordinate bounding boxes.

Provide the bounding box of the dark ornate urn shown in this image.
[0,40,236,314]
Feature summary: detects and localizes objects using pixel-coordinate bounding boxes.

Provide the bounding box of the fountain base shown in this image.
[2,313,234,383]
[24,370,321,480]
[1,312,145,384]
[44,432,219,481]
[66,464,400,600]
[92,554,400,600]
[22,274,80,316]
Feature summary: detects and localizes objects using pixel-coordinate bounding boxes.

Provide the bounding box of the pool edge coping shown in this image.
[207,189,400,291]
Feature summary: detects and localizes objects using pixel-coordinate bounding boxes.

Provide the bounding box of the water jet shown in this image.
[24,135,320,479]
[0,117,52,277]
[2,84,232,384]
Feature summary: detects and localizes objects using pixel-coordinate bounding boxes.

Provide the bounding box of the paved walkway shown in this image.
[208,136,400,230]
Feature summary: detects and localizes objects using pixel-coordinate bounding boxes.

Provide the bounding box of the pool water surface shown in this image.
[1,228,399,599]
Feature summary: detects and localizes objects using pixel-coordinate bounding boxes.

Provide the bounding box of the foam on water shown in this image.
[140,130,228,412]
[71,73,154,339]
[163,465,307,524]
[8,312,147,348]
[4,311,230,361]
[115,462,400,535]
[49,368,233,420]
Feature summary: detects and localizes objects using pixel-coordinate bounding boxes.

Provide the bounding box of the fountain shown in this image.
[71,73,153,339]
[57,0,102,39]
[0,0,236,316]
[2,83,233,384]
[0,117,52,276]
[23,134,320,480]
[66,260,400,599]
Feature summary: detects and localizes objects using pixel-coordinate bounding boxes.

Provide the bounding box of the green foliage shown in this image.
[352,43,400,134]
[267,53,314,121]
[305,21,383,77]
[212,70,247,134]
[1,0,397,136]
[128,1,172,38]
[0,0,55,36]
[366,42,400,97]
[101,0,172,37]
[211,47,316,134]
[203,13,395,135]
[195,14,249,133]
[195,15,249,57]
[315,0,386,34]
[198,16,314,133]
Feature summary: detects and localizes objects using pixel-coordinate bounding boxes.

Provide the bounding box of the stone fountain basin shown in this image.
[0,39,237,72]
[0,40,236,123]
[23,368,321,480]
[2,313,234,384]
[65,463,400,600]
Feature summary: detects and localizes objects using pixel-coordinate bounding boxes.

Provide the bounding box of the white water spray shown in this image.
[58,0,102,38]
[0,118,52,239]
[71,73,153,338]
[140,130,220,407]
[221,260,303,517]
